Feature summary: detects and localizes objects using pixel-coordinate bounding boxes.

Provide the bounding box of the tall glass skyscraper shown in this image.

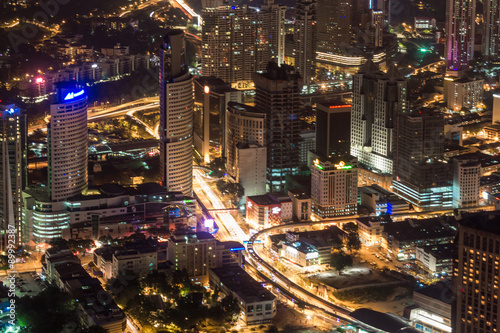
[0,103,26,253]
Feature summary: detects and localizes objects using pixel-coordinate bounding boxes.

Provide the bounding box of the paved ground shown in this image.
[0,271,45,298]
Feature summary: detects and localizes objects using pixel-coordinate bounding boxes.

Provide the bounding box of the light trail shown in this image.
[193,169,247,242]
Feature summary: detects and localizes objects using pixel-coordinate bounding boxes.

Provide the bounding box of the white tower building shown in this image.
[159,29,194,196]
[48,84,88,201]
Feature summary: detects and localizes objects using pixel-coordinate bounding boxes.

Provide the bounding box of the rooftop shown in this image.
[210,266,276,303]
[416,243,454,260]
[414,279,453,304]
[459,211,500,235]
[350,308,420,333]
[383,217,456,242]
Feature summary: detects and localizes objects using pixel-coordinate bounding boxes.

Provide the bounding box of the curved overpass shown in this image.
[245,220,356,322]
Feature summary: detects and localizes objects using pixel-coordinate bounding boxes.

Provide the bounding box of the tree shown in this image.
[330,251,353,273]
[267,325,279,333]
[83,326,110,333]
[346,233,362,254]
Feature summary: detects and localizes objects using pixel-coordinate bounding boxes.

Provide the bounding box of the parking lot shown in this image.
[1,271,45,297]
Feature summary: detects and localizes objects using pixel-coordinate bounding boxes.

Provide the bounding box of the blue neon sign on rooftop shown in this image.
[64,89,85,101]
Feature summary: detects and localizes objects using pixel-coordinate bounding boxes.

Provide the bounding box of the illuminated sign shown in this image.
[313,159,323,170]
[64,89,85,101]
[329,104,351,109]
[247,202,252,208]
[204,86,210,94]
[35,77,44,84]
[334,161,353,170]
[271,207,281,214]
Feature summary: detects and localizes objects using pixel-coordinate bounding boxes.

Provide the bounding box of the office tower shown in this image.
[452,157,481,208]
[372,10,384,48]
[226,102,266,181]
[48,84,88,201]
[299,130,315,166]
[316,0,352,55]
[193,77,243,164]
[201,1,286,84]
[159,29,193,196]
[294,0,316,88]
[453,211,500,333]
[235,144,267,198]
[443,76,484,111]
[483,0,500,59]
[0,103,26,252]
[254,62,302,192]
[393,108,453,210]
[445,0,476,71]
[316,101,351,157]
[350,61,408,174]
[311,155,358,218]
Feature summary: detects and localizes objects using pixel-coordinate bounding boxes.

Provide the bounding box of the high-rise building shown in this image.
[311,155,358,218]
[350,61,408,174]
[443,77,484,111]
[445,0,476,71]
[193,77,243,164]
[453,157,481,208]
[294,0,316,87]
[254,62,302,192]
[483,0,500,59]
[201,1,285,84]
[0,103,26,252]
[159,29,194,196]
[235,144,267,198]
[393,108,453,210]
[226,102,266,181]
[372,10,384,48]
[316,0,352,56]
[453,211,500,333]
[299,130,315,166]
[316,101,351,157]
[48,84,88,202]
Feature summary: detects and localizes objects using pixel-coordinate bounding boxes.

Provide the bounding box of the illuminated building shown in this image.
[453,157,481,208]
[310,155,358,218]
[415,244,454,276]
[23,183,195,243]
[484,0,500,59]
[299,129,315,166]
[382,217,456,261]
[201,1,286,84]
[159,29,193,196]
[406,281,452,333]
[445,0,476,71]
[359,185,409,216]
[167,231,244,285]
[294,0,316,87]
[254,63,302,192]
[453,211,500,333]
[287,189,311,221]
[493,94,500,124]
[48,83,88,202]
[225,102,266,185]
[193,77,243,164]
[356,215,392,246]
[315,101,351,157]
[443,77,484,111]
[393,109,452,211]
[350,61,408,175]
[414,17,437,30]
[235,144,267,198]
[246,194,289,229]
[209,266,276,325]
[0,103,26,252]
[316,0,352,55]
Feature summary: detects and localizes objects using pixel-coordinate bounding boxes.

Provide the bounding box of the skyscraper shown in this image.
[311,155,358,218]
[393,108,453,210]
[48,84,88,201]
[483,0,500,59]
[350,61,408,174]
[0,103,26,252]
[226,102,266,181]
[254,62,302,192]
[159,29,194,196]
[201,1,285,84]
[294,0,316,87]
[445,0,476,71]
[316,0,352,55]
[453,211,500,333]
[315,101,351,157]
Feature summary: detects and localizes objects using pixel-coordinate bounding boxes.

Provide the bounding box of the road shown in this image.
[193,169,247,242]
[28,97,160,134]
